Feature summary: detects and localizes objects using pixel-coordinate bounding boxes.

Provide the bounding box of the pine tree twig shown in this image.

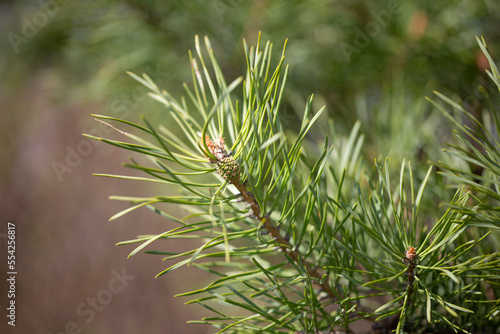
[370,247,418,333]
[203,133,337,301]
[403,246,417,298]
[234,181,337,301]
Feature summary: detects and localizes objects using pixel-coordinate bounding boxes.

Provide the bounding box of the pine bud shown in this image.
[216,156,240,184]
[202,134,241,184]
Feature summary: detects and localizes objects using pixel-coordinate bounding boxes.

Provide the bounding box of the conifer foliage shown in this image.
[88,35,500,333]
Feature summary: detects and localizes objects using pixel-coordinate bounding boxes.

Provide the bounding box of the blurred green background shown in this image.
[0,0,498,333]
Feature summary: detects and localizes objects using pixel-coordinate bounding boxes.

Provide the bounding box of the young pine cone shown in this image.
[203,135,241,184]
[216,156,240,184]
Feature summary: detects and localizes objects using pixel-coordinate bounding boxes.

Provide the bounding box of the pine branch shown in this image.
[234,182,337,301]
[89,34,500,333]
[202,129,337,301]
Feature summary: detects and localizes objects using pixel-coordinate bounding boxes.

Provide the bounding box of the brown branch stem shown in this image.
[370,255,417,333]
[234,183,337,301]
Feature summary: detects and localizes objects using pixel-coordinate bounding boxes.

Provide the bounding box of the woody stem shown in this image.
[234,182,337,301]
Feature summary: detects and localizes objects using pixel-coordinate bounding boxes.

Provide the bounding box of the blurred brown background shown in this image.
[1,0,499,333]
[0,62,210,333]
